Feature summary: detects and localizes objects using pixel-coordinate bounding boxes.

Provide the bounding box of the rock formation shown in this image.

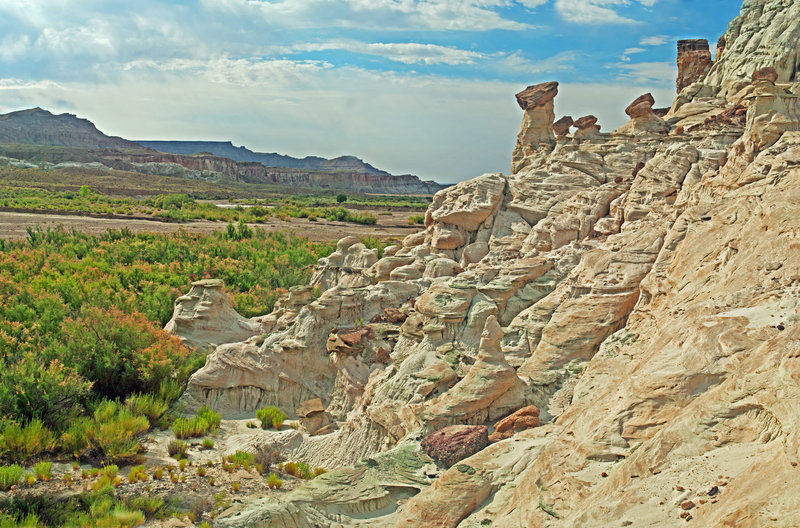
[614,93,669,135]
[553,115,573,136]
[676,39,712,92]
[511,81,558,173]
[176,0,800,525]
[164,279,268,351]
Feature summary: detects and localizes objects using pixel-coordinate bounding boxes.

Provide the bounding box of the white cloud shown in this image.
[290,40,485,65]
[202,0,534,31]
[554,0,658,24]
[0,78,62,90]
[617,61,675,84]
[500,50,577,73]
[639,34,670,46]
[623,47,646,55]
[516,0,549,7]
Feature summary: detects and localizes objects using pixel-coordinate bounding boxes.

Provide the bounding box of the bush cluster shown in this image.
[171,406,221,439]
[255,406,287,430]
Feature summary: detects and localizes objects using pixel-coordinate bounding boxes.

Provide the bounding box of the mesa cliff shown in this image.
[0,109,445,194]
[167,0,800,525]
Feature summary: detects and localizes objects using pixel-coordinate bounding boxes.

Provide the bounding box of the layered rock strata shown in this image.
[178,1,800,525]
[676,39,713,92]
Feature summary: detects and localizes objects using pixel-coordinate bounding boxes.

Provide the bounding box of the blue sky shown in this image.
[0,0,741,183]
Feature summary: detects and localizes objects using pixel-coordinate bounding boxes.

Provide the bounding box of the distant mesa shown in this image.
[0,107,446,194]
[136,140,391,176]
[0,107,140,149]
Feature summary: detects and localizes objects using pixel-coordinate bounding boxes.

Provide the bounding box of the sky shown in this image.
[0,0,742,184]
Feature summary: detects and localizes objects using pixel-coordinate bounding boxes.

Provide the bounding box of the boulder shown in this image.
[515,81,558,110]
[553,115,574,136]
[421,425,489,468]
[488,406,540,442]
[752,66,778,84]
[625,93,656,118]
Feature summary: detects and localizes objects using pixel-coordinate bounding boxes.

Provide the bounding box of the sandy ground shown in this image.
[0,209,421,242]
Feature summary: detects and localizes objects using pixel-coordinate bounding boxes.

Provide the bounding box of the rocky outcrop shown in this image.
[676,39,712,92]
[186,1,800,525]
[614,93,669,135]
[164,279,268,351]
[572,114,601,138]
[421,425,489,468]
[512,81,558,173]
[703,0,800,99]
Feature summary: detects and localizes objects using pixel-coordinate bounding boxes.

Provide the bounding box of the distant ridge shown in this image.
[137,141,392,176]
[0,108,446,194]
[0,108,141,149]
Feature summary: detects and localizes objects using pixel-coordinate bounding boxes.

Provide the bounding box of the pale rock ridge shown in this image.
[178,1,800,524]
[702,0,800,99]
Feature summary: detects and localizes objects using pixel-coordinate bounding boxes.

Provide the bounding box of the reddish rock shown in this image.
[681,500,696,510]
[632,161,646,178]
[752,66,778,83]
[699,104,748,129]
[373,346,392,364]
[488,406,540,442]
[421,425,489,468]
[327,326,373,354]
[653,107,669,117]
[715,35,726,62]
[553,115,574,136]
[614,176,624,184]
[574,115,598,129]
[625,93,656,118]
[515,81,559,110]
[371,307,407,324]
[676,39,712,92]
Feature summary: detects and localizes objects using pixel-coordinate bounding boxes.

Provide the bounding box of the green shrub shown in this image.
[227,451,255,469]
[408,214,425,225]
[59,418,93,458]
[0,464,24,490]
[266,473,282,489]
[167,439,188,459]
[124,393,168,427]
[32,461,52,481]
[93,408,149,464]
[296,461,313,479]
[172,406,220,439]
[201,438,215,450]
[0,420,54,463]
[336,194,347,203]
[127,465,147,483]
[256,406,287,430]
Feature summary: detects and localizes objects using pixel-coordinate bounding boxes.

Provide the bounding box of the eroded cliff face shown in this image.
[168,1,800,525]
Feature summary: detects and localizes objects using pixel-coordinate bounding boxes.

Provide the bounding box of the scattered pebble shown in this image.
[681,501,696,510]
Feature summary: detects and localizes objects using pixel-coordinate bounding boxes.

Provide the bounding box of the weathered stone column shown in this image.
[511,81,558,173]
[676,39,712,92]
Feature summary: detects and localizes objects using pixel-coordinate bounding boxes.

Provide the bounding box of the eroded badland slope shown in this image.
[166,1,800,525]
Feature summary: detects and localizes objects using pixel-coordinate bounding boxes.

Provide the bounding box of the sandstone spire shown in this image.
[511,81,558,173]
